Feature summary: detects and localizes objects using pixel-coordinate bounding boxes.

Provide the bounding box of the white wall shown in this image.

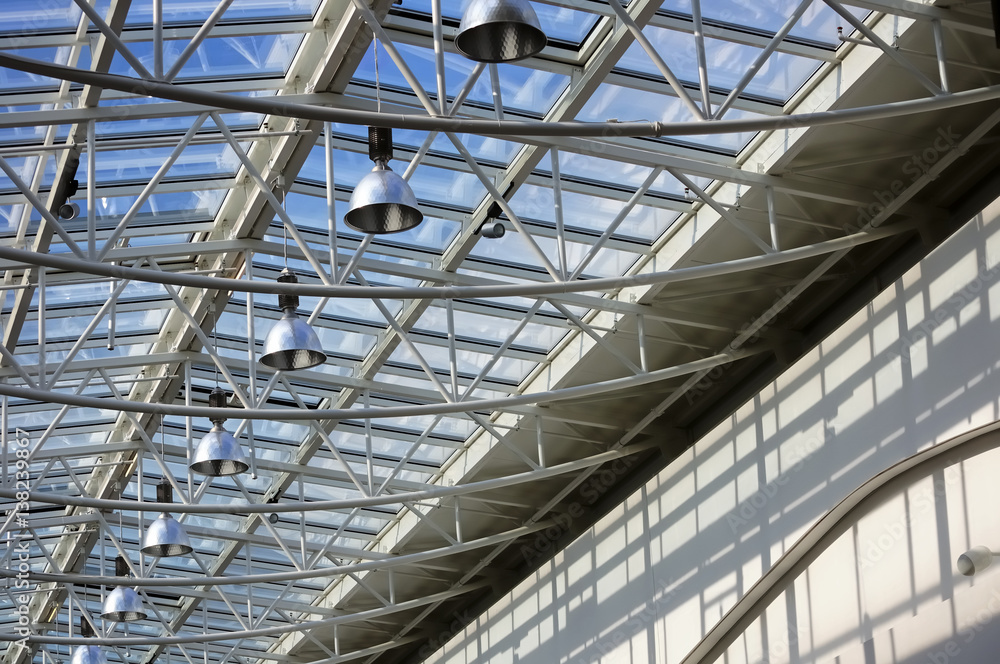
[424,195,1000,664]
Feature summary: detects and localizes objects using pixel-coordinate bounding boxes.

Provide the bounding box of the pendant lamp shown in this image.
[190,387,250,475]
[100,555,146,622]
[71,646,107,664]
[140,481,192,557]
[72,619,107,664]
[260,269,327,370]
[455,0,546,63]
[344,127,422,234]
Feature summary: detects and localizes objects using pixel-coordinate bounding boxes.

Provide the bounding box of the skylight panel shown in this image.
[510,182,670,242]
[90,142,244,182]
[128,231,197,247]
[93,100,261,136]
[326,429,424,463]
[19,308,164,349]
[393,0,599,45]
[429,131,523,165]
[618,28,822,102]
[0,3,92,33]
[0,47,72,91]
[104,33,302,79]
[0,107,49,143]
[310,324,378,361]
[352,42,570,116]
[167,34,304,80]
[413,304,567,360]
[389,340,537,383]
[79,191,226,224]
[659,0,862,47]
[407,165,487,210]
[576,83,760,152]
[0,155,40,193]
[23,280,167,318]
[481,62,571,116]
[124,0,320,23]
[282,192,461,254]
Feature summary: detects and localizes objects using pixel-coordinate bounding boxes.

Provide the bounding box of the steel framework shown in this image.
[0,1,999,664]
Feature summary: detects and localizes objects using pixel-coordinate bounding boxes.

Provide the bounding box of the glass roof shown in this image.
[5,0,976,662]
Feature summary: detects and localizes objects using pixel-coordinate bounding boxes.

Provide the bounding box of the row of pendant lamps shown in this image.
[90,483,185,651]
[77,284,314,661]
[343,0,547,235]
[93,273,331,629]
[185,0,549,548]
[77,4,546,656]
[175,0,551,566]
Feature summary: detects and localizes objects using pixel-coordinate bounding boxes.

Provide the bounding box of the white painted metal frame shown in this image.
[0,1,995,663]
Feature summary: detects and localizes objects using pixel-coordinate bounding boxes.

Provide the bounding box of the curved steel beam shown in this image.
[0,443,650,514]
[678,422,1000,664]
[0,520,551,592]
[0,346,761,420]
[1,582,491,645]
[0,223,911,300]
[0,52,999,137]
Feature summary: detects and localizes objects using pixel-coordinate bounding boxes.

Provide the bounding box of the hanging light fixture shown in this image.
[455,0,547,63]
[100,555,147,622]
[140,481,192,557]
[190,387,250,475]
[345,126,422,234]
[72,618,107,664]
[71,645,107,664]
[260,269,327,370]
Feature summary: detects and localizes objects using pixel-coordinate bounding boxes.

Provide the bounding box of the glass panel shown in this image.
[618,28,822,101]
[124,0,321,23]
[576,82,761,152]
[393,0,599,44]
[659,0,866,47]
[352,43,570,116]
[0,3,98,33]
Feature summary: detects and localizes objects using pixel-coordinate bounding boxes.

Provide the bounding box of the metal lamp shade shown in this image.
[140,513,192,557]
[455,0,546,63]
[261,312,326,370]
[190,425,249,476]
[71,646,107,664]
[100,586,147,622]
[345,163,423,234]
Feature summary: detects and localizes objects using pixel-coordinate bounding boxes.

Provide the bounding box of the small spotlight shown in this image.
[268,513,279,524]
[476,221,506,239]
[958,546,996,576]
[58,202,80,220]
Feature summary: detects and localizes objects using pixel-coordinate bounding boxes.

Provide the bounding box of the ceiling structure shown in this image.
[0,1,999,664]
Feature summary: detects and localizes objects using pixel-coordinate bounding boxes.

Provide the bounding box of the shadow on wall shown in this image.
[423,202,1000,664]
[828,569,1000,664]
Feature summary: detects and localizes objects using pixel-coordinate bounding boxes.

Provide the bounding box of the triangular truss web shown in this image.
[1,0,999,663]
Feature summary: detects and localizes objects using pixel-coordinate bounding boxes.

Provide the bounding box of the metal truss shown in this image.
[0,1,998,664]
